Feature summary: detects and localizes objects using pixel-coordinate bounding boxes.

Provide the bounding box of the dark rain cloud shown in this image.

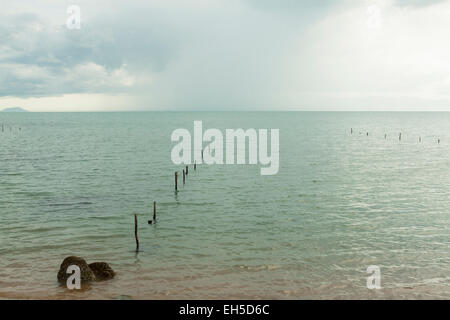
[0,9,178,97]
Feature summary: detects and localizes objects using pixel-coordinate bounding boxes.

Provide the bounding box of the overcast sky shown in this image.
[1,0,450,111]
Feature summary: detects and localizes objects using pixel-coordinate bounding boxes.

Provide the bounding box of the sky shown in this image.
[1,0,450,111]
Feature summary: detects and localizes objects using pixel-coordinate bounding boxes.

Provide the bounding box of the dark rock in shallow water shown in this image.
[57,256,96,283]
[88,262,116,280]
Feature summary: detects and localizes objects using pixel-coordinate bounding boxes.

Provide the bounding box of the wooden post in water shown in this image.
[186,165,188,175]
[351,128,353,134]
[175,172,178,191]
[183,169,186,184]
[419,137,421,143]
[194,161,196,171]
[134,214,139,252]
[385,134,387,139]
[201,149,204,160]
[153,201,156,223]
[438,139,440,144]
[399,133,402,141]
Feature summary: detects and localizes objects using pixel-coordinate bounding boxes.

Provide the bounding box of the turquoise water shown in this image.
[0,112,449,299]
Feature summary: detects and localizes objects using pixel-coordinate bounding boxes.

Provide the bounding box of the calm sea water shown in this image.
[0,112,449,299]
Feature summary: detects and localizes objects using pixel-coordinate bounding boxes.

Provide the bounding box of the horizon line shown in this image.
[4,110,450,113]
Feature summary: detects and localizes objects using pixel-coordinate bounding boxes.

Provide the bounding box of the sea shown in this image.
[0,112,449,299]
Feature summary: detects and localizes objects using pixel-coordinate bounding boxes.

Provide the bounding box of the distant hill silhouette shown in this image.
[1,107,28,112]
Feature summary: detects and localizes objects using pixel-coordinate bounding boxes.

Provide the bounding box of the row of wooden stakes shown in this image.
[133,161,199,252]
[174,161,197,191]
[0,123,22,133]
[351,128,442,143]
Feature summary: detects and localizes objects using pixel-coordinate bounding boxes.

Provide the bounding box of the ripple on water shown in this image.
[1,112,450,299]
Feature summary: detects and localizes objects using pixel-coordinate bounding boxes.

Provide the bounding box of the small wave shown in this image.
[237,265,282,271]
[46,201,93,207]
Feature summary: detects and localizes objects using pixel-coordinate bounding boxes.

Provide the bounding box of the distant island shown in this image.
[1,107,28,112]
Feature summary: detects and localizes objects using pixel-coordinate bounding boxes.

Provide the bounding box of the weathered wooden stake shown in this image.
[186,165,188,175]
[399,133,402,141]
[351,128,353,134]
[175,172,178,191]
[438,139,440,144]
[183,169,186,184]
[153,201,156,222]
[134,214,139,252]
[419,137,421,142]
[385,134,387,139]
[194,161,196,171]
[201,149,204,160]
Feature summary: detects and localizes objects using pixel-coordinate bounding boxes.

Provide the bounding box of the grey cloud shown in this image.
[3,0,450,110]
[396,0,447,6]
[244,0,337,11]
[0,8,178,97]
